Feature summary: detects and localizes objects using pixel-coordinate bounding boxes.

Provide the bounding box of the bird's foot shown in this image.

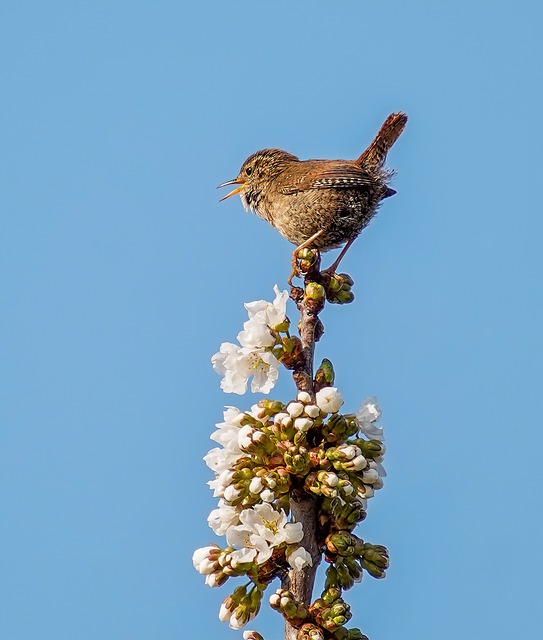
[322,236,356,276]
[288,230,325,286]
[289,247,322,285]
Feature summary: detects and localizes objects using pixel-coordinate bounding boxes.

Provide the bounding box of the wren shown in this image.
[219,112,407,276]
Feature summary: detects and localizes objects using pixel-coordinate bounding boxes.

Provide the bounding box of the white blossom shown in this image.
[297,391,311,404]
[337,444,359,460]
[240,503,303,546]
[223,484,242,503]
[192,547,216,574]
[273,412,289,424]
[205,573,222,587]
[204,447,241,475]
[249,403,268,421]
[237,319,276,349]
[351,455,368,471]
[219,602,256,629]
[304,404,320,418]
[260,489,275,502]
[238,424,257,450]
[208,502,240,535]
[368,458,387,479]
[294,417,313,432]
[230,610,255,630]
[356,397,384,441]
[321,471,339,487]
[205,407,247,475]
[208,469,235,498]
[244,285,289,331]
[212,342,280,395]
[361,468,380,484]
[287,546,313,570]
[249,477,264,494]
[286,402,304,418]
[315,387,344,414]
[226,524,273,565]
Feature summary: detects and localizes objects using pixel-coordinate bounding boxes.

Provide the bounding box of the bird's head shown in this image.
[218,148,298,213]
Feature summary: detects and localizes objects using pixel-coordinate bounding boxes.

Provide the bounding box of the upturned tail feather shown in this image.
[356,112,408,168]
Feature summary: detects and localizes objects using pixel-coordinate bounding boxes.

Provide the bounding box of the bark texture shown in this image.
[282,264,324,640]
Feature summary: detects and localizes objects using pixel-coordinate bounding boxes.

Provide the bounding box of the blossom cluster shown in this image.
[194,389,386,630]
[195,286,389,639]
[211,286,289,394]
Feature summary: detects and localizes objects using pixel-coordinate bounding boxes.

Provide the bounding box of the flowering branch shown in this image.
[195,249,387,640]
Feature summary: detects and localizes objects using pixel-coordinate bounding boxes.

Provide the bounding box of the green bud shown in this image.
[362,544,389,568]
[361,558,386,579]
[271,319,290,333]
[305,281,326,301]
[343,556,363,582]
[334,290,355,304]
[330,603,349,619]
[298,623,324,640]
[328,274,343,292]
[315,358,335,389]
[259,399,286,415]
[326,532,356,556]
[338,273,354,286]
[298,248,317,262]
[272,345,285,360]
[324,564,339,590]
[321,586,341,604]
[353,438,385,459]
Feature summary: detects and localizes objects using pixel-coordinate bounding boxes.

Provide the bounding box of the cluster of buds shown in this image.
[192,544,252,588]
[195,388,387,630]
[322,273,355,305]
[227,462,292,508]
[311,588,352,633]
[320,413,359,444]
[319,497,367,532]
[269,589,309,626]
[270,588,368,640]
[197,285,390,638]
[219,584,264,630]
[324,534,390,590]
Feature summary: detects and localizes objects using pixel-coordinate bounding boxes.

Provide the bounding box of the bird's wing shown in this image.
[278,164,373,195]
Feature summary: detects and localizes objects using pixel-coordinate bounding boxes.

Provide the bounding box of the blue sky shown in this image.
[1,2,542,639]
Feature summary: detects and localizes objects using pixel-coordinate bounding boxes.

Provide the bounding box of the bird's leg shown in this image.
[323,236,356,275]
[288,230,325,285]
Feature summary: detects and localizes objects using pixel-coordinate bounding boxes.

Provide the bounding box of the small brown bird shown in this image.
[219,112,407,276]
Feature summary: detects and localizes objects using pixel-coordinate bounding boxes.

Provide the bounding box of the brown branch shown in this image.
[282,259,324,640]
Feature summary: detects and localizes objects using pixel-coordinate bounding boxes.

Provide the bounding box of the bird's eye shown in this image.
[245,167,253,176]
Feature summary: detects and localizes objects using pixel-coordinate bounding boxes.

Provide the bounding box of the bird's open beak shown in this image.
[218,178,246,202]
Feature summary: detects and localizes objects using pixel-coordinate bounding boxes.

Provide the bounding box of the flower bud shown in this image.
[314,358,335,390]
[287,402,305,418]
[294,417,314,432]
[361,468,380,484]
[316,387,344,414]
[305,281,326,301]
[304,404,320,418]
[298,623,324,640]
[326,531,357,556]
[354,438,386,460]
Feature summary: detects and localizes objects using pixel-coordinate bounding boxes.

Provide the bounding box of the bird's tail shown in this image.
[356,112,408,168]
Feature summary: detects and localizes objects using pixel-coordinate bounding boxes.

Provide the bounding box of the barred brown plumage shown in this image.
[219,113,407,275]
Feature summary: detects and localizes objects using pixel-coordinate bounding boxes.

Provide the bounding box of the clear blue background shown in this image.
[1,2,542,639]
